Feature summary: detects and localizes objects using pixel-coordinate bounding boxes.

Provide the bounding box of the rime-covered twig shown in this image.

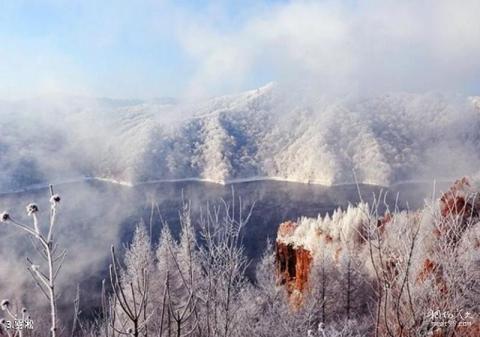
[1,185,63,337]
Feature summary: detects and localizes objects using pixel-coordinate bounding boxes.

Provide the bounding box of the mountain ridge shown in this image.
[1,84,479,192]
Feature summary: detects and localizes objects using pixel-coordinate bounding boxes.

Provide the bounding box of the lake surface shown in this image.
[0,179,447,313]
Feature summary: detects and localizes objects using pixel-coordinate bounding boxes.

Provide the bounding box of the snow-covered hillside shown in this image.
[1,83,479,191]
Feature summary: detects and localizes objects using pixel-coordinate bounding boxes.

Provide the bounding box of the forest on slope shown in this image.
[1,84,480,191]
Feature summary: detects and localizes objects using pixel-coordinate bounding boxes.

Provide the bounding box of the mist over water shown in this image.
[0,179,447,316]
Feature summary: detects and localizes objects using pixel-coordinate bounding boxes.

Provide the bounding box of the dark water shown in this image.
[0,179,445,315]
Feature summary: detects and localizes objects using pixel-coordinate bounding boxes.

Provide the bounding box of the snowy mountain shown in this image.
[1,83,480,192]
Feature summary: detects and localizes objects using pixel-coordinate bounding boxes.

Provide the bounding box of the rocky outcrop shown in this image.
[416,178,480,293]
[275,204,370,303]
[437,177,480,245]
[275,178,480,335]
[276,240,312,294]
[275,221,313,305]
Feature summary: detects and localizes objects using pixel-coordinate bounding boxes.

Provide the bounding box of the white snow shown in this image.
[277,203,370,258]
[0,84,479,192]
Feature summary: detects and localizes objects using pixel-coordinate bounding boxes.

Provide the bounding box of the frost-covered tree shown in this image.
[246,240,290,337]
[197,116,234,182]
[0,186,63,337]
[115,223,155,337]
[196,197,252,337]
[108,244,150,337]
[4,179,479,337]
[360,181,480,337]
[158,203,201,337]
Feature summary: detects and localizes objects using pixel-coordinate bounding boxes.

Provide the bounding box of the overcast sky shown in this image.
[1,0,479,100]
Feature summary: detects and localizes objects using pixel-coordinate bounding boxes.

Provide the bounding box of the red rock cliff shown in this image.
[275,221,312,304]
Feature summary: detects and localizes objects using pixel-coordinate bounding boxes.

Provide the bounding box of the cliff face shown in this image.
[275,221,313,305]
[274,204,370,303]
[274,178,480,335]
[275,240,312,297]
[275,178,480,297]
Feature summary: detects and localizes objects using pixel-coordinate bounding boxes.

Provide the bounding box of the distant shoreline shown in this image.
[0,175,453,196]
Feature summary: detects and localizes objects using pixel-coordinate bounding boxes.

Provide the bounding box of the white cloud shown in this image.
[174,0,480,98]
[1,0,479,99]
